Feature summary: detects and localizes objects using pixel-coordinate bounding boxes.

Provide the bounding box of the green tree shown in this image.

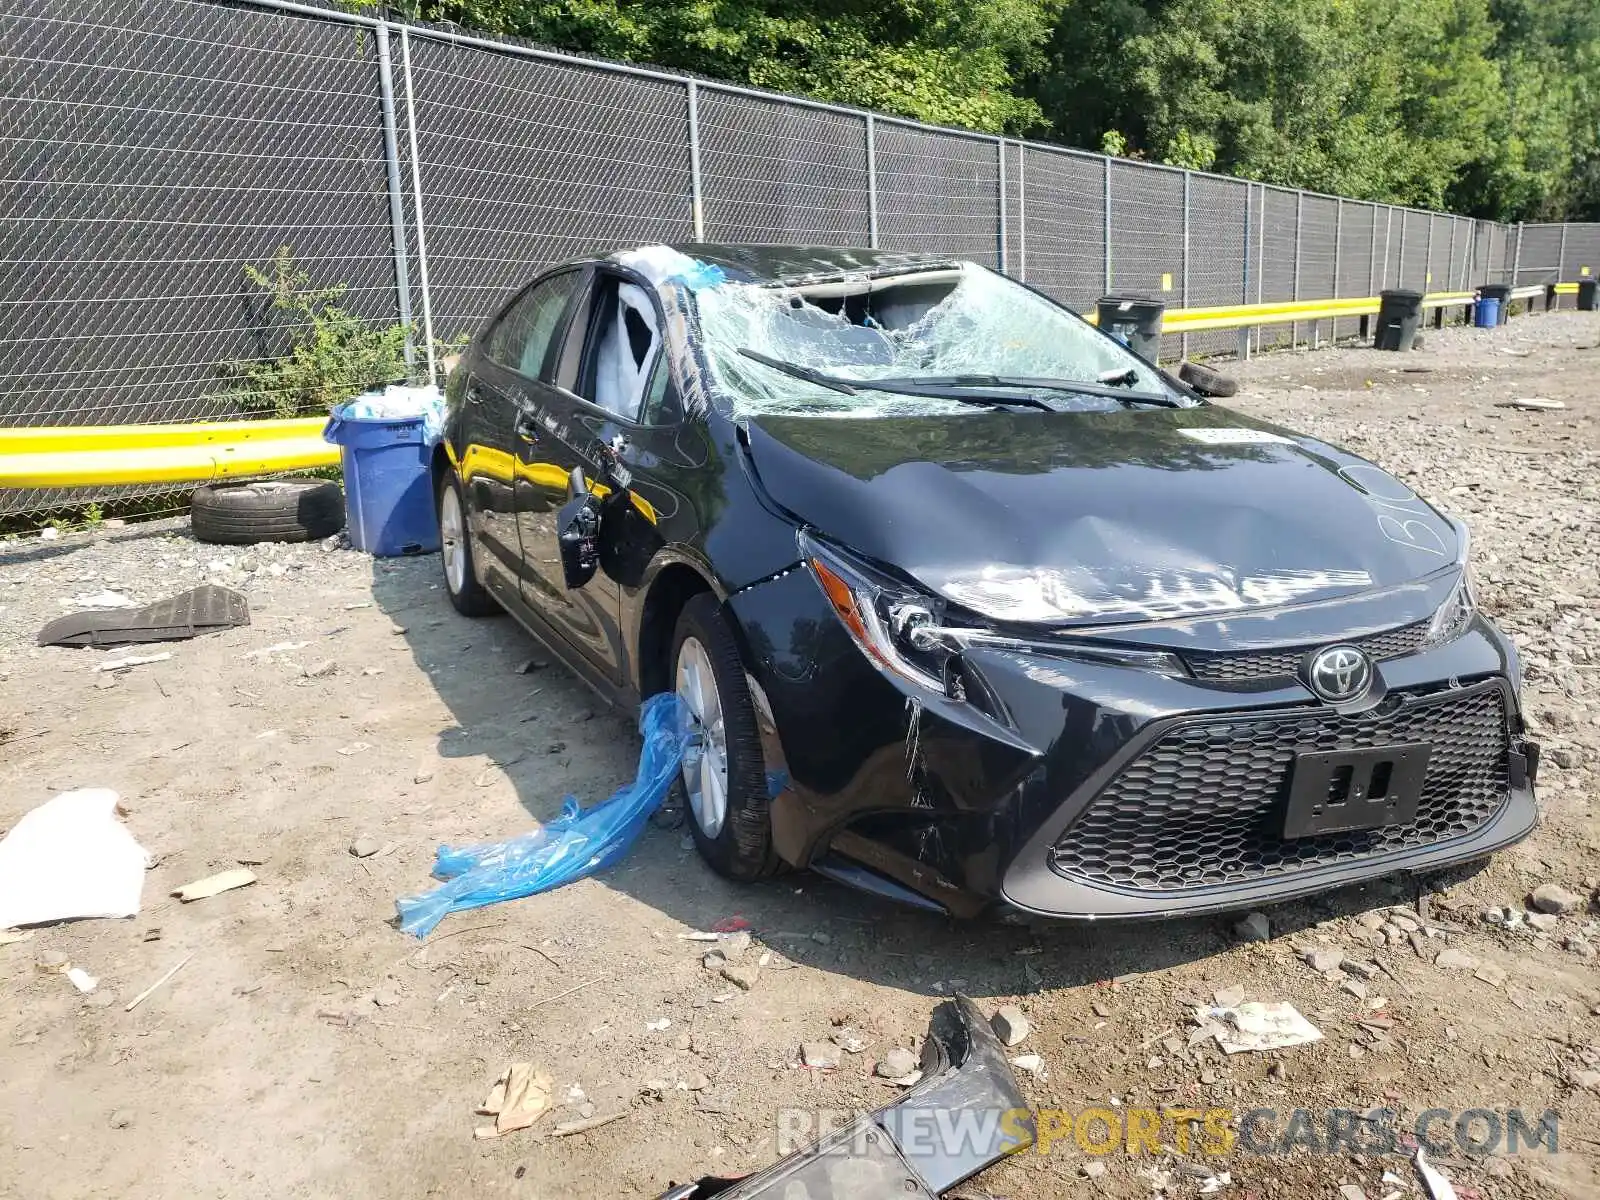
[400,0,1062,133]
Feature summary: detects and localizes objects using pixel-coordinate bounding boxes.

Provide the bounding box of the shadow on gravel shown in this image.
[370,554,1422,998]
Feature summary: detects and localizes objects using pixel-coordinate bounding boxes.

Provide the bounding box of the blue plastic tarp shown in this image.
[396,692,689,937]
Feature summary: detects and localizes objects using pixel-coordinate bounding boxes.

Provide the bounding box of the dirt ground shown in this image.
[2,312,1598,1200]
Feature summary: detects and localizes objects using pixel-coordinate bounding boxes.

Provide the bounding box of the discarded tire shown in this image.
[190,478,345,545]
[1178,360,1239,398]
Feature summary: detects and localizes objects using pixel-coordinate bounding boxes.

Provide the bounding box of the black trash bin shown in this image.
[1580,279,1598,311]
[1374,289,1424,351]
[1095,295,1165,362]
[1478,282,1512,326]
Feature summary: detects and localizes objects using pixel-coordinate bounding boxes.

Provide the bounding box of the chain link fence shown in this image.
[3,0,1591,520]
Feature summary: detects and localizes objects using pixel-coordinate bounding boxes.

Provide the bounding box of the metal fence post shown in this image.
[686,80,705,240]
[1181,169,1191,362]
[1016,143,1026,282]
[1327,196,1341,348]
[1396,210,1406,289]
[1292,191,1302,347]
[1512,222,1523,287]
[1424,217,1433,291]
[1239,183,1253,360]
[1558,223,1569,282]
[1445,217,1457,293]
[398,27,436,383]
[996,139,1007,274]
[1368,204,1378,299]
[1102,157,1113,294]
[374,21,415,368]
[865,114,878,249]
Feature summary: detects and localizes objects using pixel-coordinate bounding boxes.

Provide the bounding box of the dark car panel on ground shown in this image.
[430,243,1539,925]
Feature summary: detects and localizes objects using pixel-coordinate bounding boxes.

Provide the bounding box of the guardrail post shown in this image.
[865,114,878,249]
[374,21,415,369]
[687,80,705,240]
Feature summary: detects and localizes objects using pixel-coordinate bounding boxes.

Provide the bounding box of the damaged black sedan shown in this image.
[432,244,1538,921]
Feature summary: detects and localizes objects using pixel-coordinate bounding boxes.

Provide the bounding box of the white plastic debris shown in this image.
[1414,1149,1459,1200]
[66,967,98,993]
[334,383,447,443]
[0,789,150,928]
[1200,1001,1323,1054]
[93,652,172,673]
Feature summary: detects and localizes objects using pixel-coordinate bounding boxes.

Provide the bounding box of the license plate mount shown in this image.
[1283,743,1431,839]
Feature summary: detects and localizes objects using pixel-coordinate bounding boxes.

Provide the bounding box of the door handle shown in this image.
[514,412,541,444]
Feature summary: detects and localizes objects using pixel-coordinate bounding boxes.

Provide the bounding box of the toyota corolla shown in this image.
[431,243,1538,920]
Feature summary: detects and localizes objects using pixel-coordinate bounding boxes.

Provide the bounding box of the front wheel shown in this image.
[672,594,782,880]
[438,473,497,617]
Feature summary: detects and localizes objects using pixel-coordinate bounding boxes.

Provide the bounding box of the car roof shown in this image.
[604,243,961,286]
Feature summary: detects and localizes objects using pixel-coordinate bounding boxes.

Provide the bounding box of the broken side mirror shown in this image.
[557,467,602,590]
[1177,360,1239,399]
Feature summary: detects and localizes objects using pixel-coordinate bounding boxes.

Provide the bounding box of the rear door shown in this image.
[461,269,581,606]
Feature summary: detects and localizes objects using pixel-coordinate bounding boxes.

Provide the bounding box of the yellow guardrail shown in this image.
[1553,282,1580,295]
[1083,291,1476,332]
[0,417,338,489]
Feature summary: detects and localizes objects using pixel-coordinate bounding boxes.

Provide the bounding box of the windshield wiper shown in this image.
[889,373,1183,408]
[737,350,1052,410]
[738,348,858,395]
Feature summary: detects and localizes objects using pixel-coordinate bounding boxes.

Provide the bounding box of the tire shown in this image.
[190,478,344,545]
[437,472,498,617]
[1178,360,1239,398]
[671,593,782,881]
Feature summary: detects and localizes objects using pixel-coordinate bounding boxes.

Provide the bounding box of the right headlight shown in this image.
[1419,518,1478,650]
[800,530,1188,702]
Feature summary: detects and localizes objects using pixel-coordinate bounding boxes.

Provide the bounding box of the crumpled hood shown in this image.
[740,406,1461,626]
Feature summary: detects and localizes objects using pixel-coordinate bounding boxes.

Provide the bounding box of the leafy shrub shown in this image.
[219,247,410,419]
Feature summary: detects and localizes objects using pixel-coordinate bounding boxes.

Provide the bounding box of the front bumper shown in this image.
[728,565,1538,919]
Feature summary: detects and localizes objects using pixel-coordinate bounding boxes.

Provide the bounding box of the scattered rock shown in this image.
[372,983,402,1007]
[720,931,752,960]
[673,1031,692,1051]
[108,1109,132,1130]
[1549,747,1580,769]
[991,1005,1031,1047]
[1526,912,1559,933]
[1303,948,1344,972]
[702,950,727,971]
[720,964,759,991]
[800,1041,841,1070]
[1434,948,1480,970]
[350,835,381,858]
[413,771,434,785]
[1340,960,1380,981]
[1232,912,1271,942]
[1474,964,1508,987]
[877,1047,919,1079]
[832,1027,867,1054]
[518,657,549,674]
[1081,1160,1107,1179]
[685,1073,710,1091]
[1529,883,1583,915]
[1565,937,1596,959]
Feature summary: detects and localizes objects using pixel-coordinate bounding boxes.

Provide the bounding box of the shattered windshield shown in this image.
[692,262,1187,418]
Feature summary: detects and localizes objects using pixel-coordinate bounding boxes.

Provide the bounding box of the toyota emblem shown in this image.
[1305,645,1374,702]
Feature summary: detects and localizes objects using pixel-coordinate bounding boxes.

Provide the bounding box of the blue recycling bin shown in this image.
[1474,297,1501,328]
[322,411,439,557]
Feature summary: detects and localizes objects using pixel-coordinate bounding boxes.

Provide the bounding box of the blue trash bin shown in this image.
[1474,297,1501,328]
[322,411,440,557]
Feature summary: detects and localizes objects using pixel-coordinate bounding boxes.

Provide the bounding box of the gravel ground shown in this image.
[1,312,1597,1200]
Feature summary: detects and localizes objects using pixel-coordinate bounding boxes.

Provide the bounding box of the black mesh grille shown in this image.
[1051,684,1510,892]
[1181,620,1431,685]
